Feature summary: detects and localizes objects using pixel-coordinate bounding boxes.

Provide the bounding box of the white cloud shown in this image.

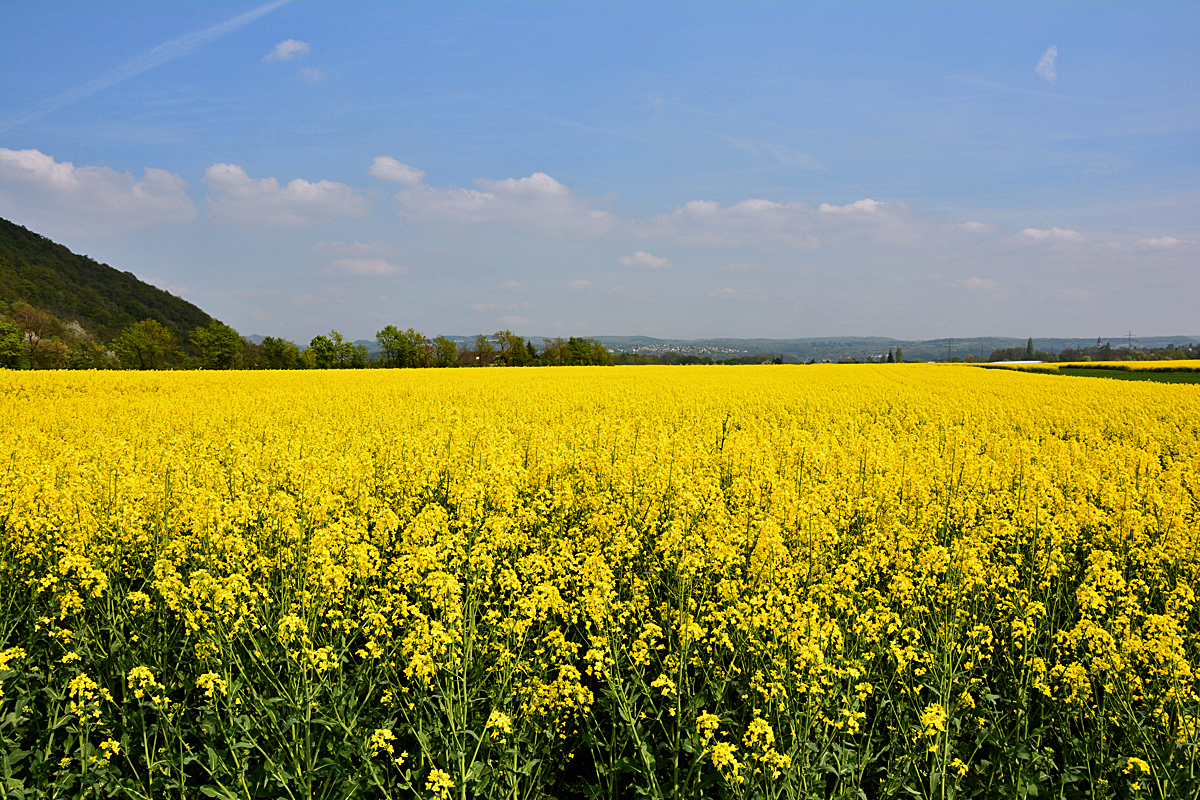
[819,199,880,214]
[619,251,673,270]
[367,161,1147,277]
[0,147,196,237]
[203,163,371,225]
[708,287,738,298]
[296,67,326,84]
[636,199,811,247]
[1135,236,1195,248]
[636,196,931,248]
[568,280,596,291]
[1018,226,1087,244]
[263,39,310,62]
[332,258,406,276]
[391,167,616,236]
[494,280,531,292]
[382,165,959,251]
[369,157,426,185]
[1036,46,1058,82]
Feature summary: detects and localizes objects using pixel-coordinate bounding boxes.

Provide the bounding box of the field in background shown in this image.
[1051,369,1200,384]
[982,361,1200,384]
[1,366,1198,799]
[1059,361,1200,371]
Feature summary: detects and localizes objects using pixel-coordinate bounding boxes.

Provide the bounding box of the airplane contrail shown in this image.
[1,0,292,131]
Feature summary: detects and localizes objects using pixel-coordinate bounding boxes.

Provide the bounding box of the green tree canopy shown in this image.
[1,217,213,341]
[116,319,177,370]
[0,320,22,369]
[375,325,406,367]
[190,321,242,369]
[432,335,458,368]
[262,336,301,369]
[307,335,337,369]
[493,329,529,366]
[350,343,369,369]
[11,304,64,370]
[376,325,426,367]
[471,333,495,366]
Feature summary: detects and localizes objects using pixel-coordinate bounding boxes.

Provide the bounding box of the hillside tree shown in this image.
[12,304,62,369]
[307,335,337,369]
[433,335,458,367]
[376,325,407,367]
[116,319,177,370]
[0,321,22,368]
[190,321,242,369]
[472,333,495,366]
[494,329,529,366]
[261,336,301,369]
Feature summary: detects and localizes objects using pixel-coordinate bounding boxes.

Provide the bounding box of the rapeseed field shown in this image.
[990,361,1200,373]
[0,365,1197,799]
[1054,362,1200,372]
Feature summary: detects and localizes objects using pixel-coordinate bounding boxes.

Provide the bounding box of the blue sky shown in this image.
[2,1,1197,342]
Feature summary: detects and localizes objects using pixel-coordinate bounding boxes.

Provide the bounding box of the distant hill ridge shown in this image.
[585,334,1200,363]
[0,217,214,341]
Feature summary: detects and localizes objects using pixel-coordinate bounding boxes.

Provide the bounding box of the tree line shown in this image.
[0,302,612,370]
[986,337,1200,364]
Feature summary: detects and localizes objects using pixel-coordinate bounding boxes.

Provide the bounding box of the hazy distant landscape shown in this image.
[5,214,1196,370]
[327,333,1200,364]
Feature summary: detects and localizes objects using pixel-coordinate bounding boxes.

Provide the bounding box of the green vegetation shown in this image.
[0,217,617,371]
[0,218,212,342]
[979,365,1200,385]
[1056,368,1200,384]
[1060,362,1200,374]
[989,337,1200,364]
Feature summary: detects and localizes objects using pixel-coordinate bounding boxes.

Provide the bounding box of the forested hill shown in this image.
[0,217,213,341]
